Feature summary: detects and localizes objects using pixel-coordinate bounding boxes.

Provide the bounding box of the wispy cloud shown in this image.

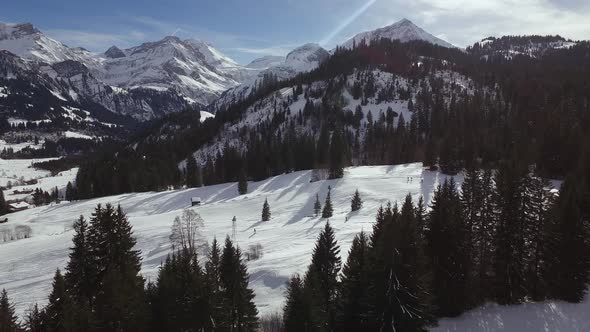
[349,0,590,47]
[44,29,144,51]
[228,44,300,56]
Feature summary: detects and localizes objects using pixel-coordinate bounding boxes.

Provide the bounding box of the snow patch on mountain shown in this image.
[341,18,455,49]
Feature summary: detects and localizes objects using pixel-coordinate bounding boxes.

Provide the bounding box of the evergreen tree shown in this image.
[65,182,74,201]
[186,155,199,188]
[152,249,207,332]
[426,179,470,317]
[328,129,345,179]
[220,237,259,331]
[24,303,45,332]
[304,222,341,331]
[64,215,93,331]
[87,204,146,332]
[544,176,590,302]
[321,188,333,219]
[238,171,248,195]
[0,289,20,332]
[45,269,76,332]
[65,216,93,307]
[313,194,322,217]
[283,275,310,332]
[337,232,370,331]
[368,195,434,331]
[0,190,7,216]
[493,163,527,304]
[350,189,362,212]
[205,238,227,331]
[522,174,553,300]
[262,199,271,222]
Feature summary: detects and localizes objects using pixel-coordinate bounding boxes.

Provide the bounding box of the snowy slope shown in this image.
[0,22,249,112]
[246,55,286,69]
[1,162,588,331]
[433,296,590,332]
[341,18,455,49]
[98,36,243,105]
[197,68,476,165]
[0,22,101,69]
[0,163,459,318]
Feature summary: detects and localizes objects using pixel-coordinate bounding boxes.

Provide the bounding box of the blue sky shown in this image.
[3,0,590,64]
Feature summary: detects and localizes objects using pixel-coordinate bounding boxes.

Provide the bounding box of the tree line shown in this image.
[282,163,590,331]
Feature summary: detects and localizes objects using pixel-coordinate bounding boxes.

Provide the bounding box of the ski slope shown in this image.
[1,162,587,331]
[1,163,446,316]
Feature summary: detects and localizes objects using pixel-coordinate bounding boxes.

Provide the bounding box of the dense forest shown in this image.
[71,37,590,199]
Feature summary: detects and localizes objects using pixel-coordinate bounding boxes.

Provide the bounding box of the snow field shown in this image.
[1,163,452,317]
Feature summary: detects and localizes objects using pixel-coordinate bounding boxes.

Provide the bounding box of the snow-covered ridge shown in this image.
[196,68,475,165]
[340,18,456,49]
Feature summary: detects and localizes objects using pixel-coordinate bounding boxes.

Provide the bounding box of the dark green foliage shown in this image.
[328,129,346,179]
[45,269,77,332]
[220,237,259,331]
[238,170,248,195]
[492,163,527,304]
[304,222,341,331]
[262,199,271,221]
[282,275,310,332]
[367,197,433,331]
[350,189,362,212]
[426,179,470,317]
[87,204,146,332]
[336,232,370,332]
[0,191,6,216]
[24,303,45,332]
[150,249,208,332]
[544,177,590,302]
[321,188,333,219]
[0,289,20,332]
[65,216,93,307]
[65,182,75,201]
[185,155,201,188]
[204,238,227,331]
[313,194,322,216]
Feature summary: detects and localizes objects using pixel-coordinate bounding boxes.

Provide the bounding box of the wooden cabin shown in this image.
[191,197,202,206]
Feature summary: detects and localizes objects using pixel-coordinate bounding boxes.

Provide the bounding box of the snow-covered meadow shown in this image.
[0,163,446,315]
[0,162,587,331]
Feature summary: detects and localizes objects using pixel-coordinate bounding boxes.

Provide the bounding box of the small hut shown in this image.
[191,197,202,206]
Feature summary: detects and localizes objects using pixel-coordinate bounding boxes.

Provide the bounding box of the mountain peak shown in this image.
[0,22,41,40]
[105,45,126,58]
[341,18,455,49]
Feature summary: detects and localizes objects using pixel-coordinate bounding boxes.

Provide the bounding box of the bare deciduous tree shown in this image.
[170,208,204,255]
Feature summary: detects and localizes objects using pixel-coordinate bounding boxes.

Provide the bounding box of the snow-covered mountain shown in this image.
[0,22,101,68]
[468,35,577,59]
[0,22,332,121]
[340,18,456,49]
[211,43,330,109]
[246,55,285,69]
[96,36,243,105]
[0,22,249,111]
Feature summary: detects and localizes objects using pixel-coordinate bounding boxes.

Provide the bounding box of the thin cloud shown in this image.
[228,44,300,56]
[44,29,143,51]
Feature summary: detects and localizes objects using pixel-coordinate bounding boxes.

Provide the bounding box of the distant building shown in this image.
[8,201,31,212]
[191,197,202,206]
